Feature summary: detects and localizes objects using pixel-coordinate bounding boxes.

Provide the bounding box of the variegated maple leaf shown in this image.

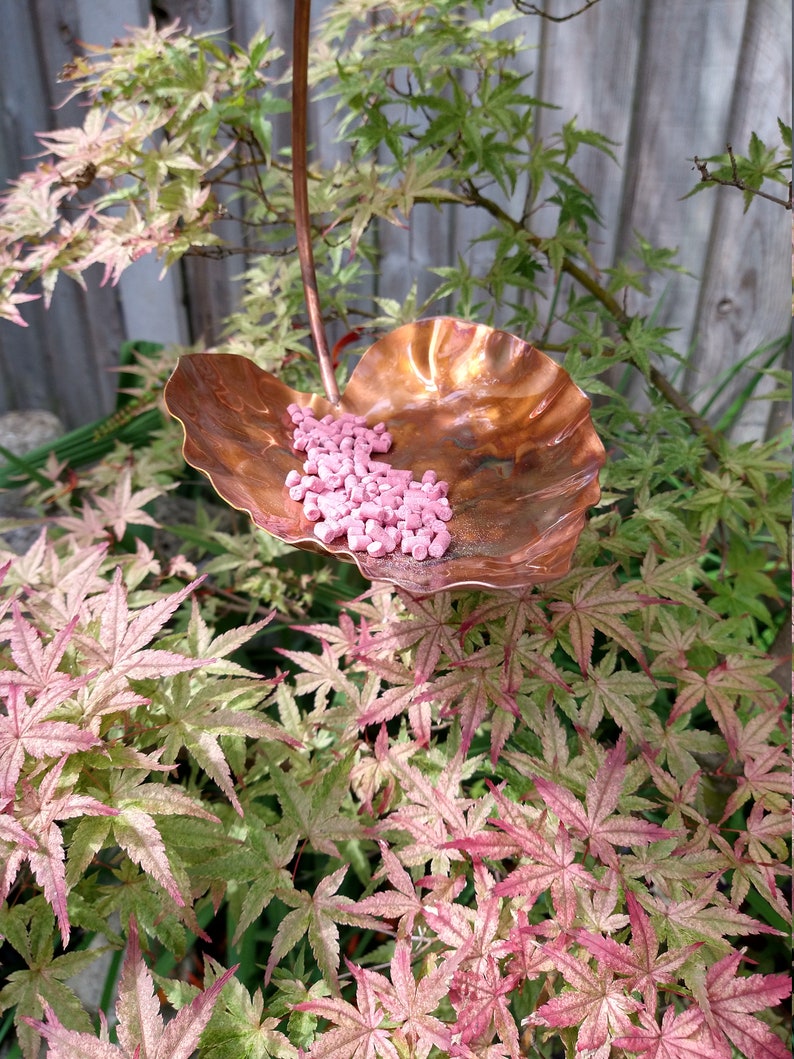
[1,757,117,944]
[295,959,398,1059]
[490,813,598,929]
[27,918,237,1058]
[612,1006,727,1059]
[74,568,208,679]
[668,654,780,759]
[429,644,520,759]
[531,736,674,869]
[573,891,702,1013]
[66,766,219,910]
[353,841,427,933]
[526,946,643,1059]
[546,566,659,675]
[690,951,791,1059]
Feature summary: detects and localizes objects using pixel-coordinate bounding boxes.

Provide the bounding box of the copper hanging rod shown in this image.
[292,0,340,404]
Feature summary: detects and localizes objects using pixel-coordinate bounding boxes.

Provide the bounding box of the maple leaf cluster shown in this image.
[1,484,788,1059]
[276,558,790,1059]
[0,527,299,1056]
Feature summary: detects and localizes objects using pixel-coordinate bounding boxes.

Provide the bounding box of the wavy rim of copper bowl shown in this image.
[164,317,606,593]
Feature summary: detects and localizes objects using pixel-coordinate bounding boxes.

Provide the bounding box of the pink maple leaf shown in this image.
[354,841,425,932]
[0,680,99,800]
[546,567,657,676]
[91,468,163,541]
[532,736,674,869]
[574,891,702,1013]
[422,865,501,964]
[449,954,522,1059]
[692,951,791,1059]
[3,756,117,944]
[486,787,597,928]
[429,644,520,757]
[5,603,81,693]
[75,569,207,679]
[296,960,399,1059]
[374,752,475,870]
[612,1006,729,1059]
[375,939,455,1059]
[27,918,236,1058]
[359,590,463,685]
[527,946,642,1058]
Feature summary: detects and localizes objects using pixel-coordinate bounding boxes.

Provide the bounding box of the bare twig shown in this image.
[693,145,792,210]
[513,0,602,22]
[183,245,296,259]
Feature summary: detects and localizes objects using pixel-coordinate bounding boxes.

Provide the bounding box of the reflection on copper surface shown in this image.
[164,317,605,593]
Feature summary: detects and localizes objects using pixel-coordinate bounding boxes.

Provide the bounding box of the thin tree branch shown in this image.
[462,181,724,458]
[693,145,792,210]
[512,0,602,22]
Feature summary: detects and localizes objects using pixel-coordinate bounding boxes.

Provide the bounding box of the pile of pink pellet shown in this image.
[285,404,452,560]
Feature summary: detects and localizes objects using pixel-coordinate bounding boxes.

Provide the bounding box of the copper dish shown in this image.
[164,317,605,593]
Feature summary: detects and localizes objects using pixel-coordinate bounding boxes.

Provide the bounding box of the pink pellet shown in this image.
[348,532,372,551]
[314,522,340,544]
[429,531,451,558]
[359,501,382,520]
[285,407,453,560]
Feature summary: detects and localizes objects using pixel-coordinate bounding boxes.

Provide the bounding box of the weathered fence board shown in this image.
[0,0,789,441]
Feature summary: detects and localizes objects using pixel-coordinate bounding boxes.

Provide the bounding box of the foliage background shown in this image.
[0,0,789,439]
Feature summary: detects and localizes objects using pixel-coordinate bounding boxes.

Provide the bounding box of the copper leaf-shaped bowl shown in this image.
[164,317,605,593]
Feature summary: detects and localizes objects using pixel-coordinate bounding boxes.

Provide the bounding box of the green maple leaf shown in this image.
[263,866,382,990]
[0,900,99,1059]
[200,815,297,944]
[570,649,658,743]
[547,567,657,675]
[267,751,363,858]
[200,975,297,1059]
[155,669,298,815]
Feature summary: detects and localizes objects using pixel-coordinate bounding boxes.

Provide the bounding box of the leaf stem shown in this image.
[292,0,340,404]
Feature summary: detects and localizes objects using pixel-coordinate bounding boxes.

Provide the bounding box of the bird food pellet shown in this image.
[285,405,453,561]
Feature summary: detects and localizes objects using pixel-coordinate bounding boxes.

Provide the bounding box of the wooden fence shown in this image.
[0,0,790,441]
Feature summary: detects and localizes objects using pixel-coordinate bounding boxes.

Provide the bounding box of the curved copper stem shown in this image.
[292,0,340,405]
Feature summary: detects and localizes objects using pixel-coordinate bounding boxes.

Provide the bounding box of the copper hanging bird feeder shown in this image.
[163,2,605,594]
